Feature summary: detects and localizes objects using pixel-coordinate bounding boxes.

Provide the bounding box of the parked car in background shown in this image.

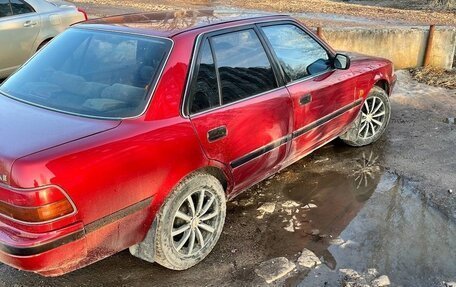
[0,11,396,276]
[0,0,87,78]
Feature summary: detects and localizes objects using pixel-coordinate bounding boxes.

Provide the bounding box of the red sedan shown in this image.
[0,10,396,276]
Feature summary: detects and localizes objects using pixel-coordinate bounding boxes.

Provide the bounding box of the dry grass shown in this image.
[409,67,456,89]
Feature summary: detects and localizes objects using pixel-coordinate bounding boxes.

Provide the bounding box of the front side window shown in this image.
[189,39,220,114]
[0,28,172,118]
[211,29,277,105]
[261,24,331,82]
[10,0,34,15]
[0,0,12,17]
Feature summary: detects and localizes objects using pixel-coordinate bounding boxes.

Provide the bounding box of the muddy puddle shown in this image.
[231,148,456,286]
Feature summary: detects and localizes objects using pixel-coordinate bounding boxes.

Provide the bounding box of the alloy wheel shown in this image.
[359,96,386,140]
[171,189,220,257]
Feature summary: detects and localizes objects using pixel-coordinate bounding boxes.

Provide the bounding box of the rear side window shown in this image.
[211,29,277,105]
[190,39,220,114]
[0,0,12,17]
[10,0,34,15]
[261,24,330,82]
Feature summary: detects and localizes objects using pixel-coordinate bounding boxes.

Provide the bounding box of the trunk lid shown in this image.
[0,95,120,185]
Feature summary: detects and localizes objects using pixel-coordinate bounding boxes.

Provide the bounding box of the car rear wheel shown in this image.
[147,173,226,270]
[37,39,51,51]
[340,86,391,147]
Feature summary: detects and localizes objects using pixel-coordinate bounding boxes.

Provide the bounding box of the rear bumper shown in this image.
[0,197,153,276]
[0,221,88,276]
[391,74,398,93]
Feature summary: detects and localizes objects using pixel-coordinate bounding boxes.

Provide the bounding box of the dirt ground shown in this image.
[71,0,456,27]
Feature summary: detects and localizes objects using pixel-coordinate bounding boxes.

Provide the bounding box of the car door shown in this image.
[0,0,40,78]
[186,27,293,194]
[259,22,359,162]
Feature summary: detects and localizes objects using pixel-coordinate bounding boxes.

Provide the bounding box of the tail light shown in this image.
[0,185,75,224]
[77,7,88,21]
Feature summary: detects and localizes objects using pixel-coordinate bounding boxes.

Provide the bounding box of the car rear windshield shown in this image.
[0,28,172,119]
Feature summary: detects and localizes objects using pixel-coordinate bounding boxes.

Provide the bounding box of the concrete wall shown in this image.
[320,27,456,69]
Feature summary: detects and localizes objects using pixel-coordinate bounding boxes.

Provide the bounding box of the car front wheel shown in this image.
[132,173,226,270]
[340,86,391,147]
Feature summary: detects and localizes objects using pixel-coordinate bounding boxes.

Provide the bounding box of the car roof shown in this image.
[78,10,291,38]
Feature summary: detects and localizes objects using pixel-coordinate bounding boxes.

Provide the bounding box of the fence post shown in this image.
[423,25,436,67]
[317,27,322,38]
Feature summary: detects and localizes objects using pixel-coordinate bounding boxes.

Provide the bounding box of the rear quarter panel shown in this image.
[10,118,207,231]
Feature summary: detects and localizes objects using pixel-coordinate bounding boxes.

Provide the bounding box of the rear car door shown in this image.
[259,22,359,162]
[186,27,293,194]
[0,0,40,77]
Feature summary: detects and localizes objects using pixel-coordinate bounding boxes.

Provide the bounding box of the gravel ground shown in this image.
[71,0,456,27]
[224,0,456,26]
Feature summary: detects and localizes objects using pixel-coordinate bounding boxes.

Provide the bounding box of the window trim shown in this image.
[186,38,221,115]
[1,0,36,18]
[183,24,284,117]
[208,37,223,107]
[256,20,337,85]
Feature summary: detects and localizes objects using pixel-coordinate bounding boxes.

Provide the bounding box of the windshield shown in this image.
[0,28,172,119]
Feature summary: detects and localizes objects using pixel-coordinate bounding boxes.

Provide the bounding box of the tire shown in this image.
[150,173,226,270]
[340,86,391,147]
[37,39,51,51]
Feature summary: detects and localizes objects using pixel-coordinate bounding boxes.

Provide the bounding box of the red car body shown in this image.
[0,11,396,276]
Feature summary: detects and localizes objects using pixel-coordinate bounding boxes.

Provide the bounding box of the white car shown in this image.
[0,0,87,78]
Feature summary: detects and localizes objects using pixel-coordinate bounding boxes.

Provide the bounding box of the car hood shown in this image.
[342,51,388,63]
[0,95,120,185]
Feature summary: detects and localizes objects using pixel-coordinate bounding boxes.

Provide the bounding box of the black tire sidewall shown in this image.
[153,173,226,270]
[344,86,391,147]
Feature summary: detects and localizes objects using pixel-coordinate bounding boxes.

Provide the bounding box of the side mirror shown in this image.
[334,53,351,70]
[306,58,331,76]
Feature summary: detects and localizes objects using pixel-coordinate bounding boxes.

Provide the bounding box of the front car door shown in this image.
[0,0,40,78]
[258,22,360,163]
[185,27,294,195]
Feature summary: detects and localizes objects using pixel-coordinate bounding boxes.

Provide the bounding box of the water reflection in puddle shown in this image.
[233,151,456,286]
[318,173,456,286]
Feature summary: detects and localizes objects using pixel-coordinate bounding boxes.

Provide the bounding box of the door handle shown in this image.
[23,21,37,27]
[207,126,227,142]
[299,94,312,105]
